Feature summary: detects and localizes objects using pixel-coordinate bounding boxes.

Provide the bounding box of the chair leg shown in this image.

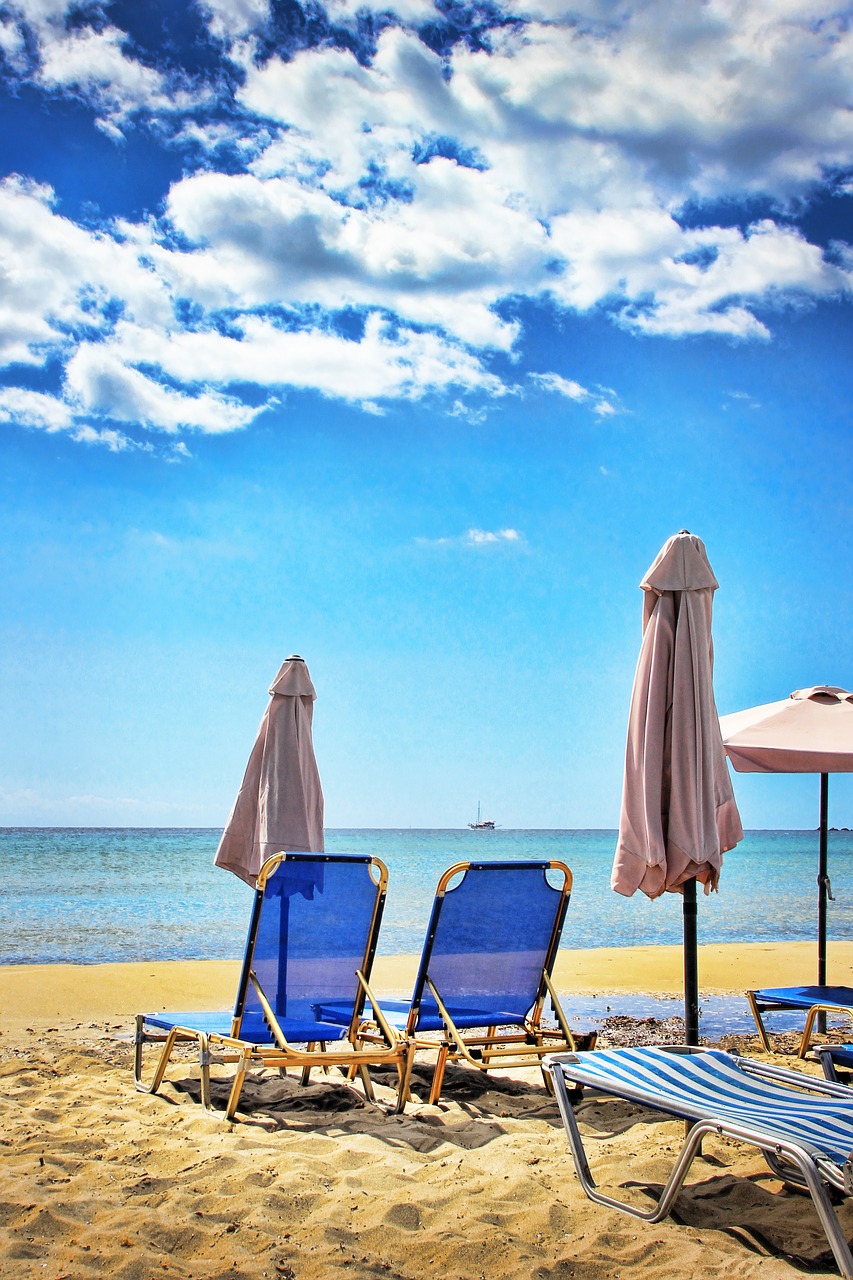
[197,1034,212,1111]
[394,1043,415,1114]
[134,1014,145,1085]
[746,992,775,1054]
[357,1063,376,1101]
[300,1042,329,1085]
[135,1023,182,1097]
[800,1005,825,1058]
[429,1043,450,1104]
[224,1053,250,1121]
[541,1061,555,1095]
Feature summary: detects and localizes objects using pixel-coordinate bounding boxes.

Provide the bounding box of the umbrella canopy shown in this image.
[720,686,853,774]
[720,686,853,986]
[214,655,324,887]
[612,531,743,1043]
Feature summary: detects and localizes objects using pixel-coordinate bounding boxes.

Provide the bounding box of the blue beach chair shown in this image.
[134,852,414,1120]
[546,1044,853,1278]
[323,859,593,1104]
[747,985,853,1056]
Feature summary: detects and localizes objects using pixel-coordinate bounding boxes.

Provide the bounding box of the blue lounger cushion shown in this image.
[141,1010,354,1044]
[751,986,853,1009]
[316,998,534,1032]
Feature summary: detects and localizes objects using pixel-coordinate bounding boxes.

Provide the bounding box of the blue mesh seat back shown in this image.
[236,854,380,1043]
[412,862,564,1033]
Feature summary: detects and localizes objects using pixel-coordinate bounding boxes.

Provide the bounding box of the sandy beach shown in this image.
[3,942,853,1279]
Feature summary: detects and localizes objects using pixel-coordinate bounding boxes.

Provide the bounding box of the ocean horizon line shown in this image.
[0,824,838,835]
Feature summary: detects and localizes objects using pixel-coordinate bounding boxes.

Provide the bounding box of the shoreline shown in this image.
[1,939,849,1028]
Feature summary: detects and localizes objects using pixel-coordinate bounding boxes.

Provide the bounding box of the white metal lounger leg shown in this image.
[549,1067,853,1279]
[550,1064,711,1223]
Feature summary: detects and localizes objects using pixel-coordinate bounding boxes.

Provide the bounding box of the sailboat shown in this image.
[468,802,495,830]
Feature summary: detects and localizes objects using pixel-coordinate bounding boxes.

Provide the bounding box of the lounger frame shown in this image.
[135,852,414,1119]
[546,1045,853,1278]
[747,986,853,1057]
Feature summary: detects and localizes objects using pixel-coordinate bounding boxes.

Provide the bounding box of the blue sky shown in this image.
[0,0,850,830]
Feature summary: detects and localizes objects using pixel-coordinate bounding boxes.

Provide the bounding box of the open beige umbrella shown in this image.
[720,686,853,987]
[214,655,324,887]
[612,531,743,1043]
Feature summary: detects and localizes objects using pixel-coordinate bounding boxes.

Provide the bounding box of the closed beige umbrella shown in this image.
[612,531,743,1042]
[214,655,324,887]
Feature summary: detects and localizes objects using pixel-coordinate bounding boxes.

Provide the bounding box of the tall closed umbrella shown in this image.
[612,531,743,1044]
[720,686,853,987]
[215,655,324,887]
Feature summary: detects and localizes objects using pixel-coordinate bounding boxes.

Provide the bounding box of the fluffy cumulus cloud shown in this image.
[0,0,851,448]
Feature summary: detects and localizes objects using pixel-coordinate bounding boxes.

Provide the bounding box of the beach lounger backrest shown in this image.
[232,853,387,1042]
[409,860,571,1033]
[554,1046,853,1167]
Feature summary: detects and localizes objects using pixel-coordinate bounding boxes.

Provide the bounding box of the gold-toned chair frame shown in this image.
[135,852,415,1119]
[360,859,595,1104]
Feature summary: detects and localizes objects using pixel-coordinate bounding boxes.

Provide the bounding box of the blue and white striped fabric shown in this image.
[552,1047,853,1170]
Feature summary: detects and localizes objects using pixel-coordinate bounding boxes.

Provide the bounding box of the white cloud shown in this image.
[38,25,172,124]
[0,2,851,450]
[725,389,762,411]
[466,528,521,545]
[197,0,271,41]
[96,313,504,406]
[323,0,439,22]
[5,4,207,133]
[532,371,622,417]
[69,423,140,451]
[0,175,172,367]
[0,384,139,450]
[65,342,265,433]
[0,385,75,431]
[418,527,524,548]
[160,164,532,349]
[533,373,590,402]
[0,11,27,69]
[548,211,849,337]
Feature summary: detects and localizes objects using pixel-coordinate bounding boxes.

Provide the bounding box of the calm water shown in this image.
[1,826,851,966]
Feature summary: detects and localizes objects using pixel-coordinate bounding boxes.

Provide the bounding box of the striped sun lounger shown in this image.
[545,1044,853,1277]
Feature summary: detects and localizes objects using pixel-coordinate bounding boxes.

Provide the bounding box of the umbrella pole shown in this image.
[818,772,830,988]
[815,773,830,1037]
[683,877,700,1045]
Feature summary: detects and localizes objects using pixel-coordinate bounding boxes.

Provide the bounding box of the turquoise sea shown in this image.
[3,825,851,964]
[2,827,851,1037]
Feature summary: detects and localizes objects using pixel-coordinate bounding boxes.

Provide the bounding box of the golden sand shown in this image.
[1,944,851,1279]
